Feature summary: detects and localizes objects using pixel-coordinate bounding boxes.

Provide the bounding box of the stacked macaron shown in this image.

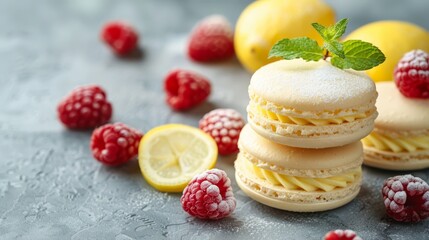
[235,59,378,212]
[362,82,429,170]
[361,50,429,170]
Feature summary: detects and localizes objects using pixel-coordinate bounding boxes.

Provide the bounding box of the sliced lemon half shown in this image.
[138,124,218,192]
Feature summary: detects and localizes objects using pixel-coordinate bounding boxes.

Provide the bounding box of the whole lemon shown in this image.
[345,21,429,82]
[234,0,335,72]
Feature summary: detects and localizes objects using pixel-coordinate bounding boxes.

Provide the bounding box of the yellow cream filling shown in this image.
[362,132,429,153]
[244,159,361,192]
[254,105,368,126]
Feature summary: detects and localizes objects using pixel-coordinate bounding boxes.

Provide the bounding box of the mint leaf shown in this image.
[311,18,348,41]
[269,37,324,61]
[324,41,345,58]
[311,22,327,38]
[331,40,386,70]
[330,18,348,40]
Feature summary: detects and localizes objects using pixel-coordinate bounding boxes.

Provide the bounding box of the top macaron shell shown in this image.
[249,59,377,112]
[374,82,429,133]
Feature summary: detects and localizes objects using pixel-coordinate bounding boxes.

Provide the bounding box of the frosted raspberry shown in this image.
[324,229,362,240]
[199,109,245,155]
[164,69,211,111]
[187,15,235,62]
[90,123,143,166]
[101,21,139,55]
[382,174,429,222]
[57,85,112,129]
[394,49,429,98]
[181,169,236,220]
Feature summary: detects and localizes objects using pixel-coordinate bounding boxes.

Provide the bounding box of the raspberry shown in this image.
[187,15,235,62]
[90,123,143,166]
[181,169,236,220]
[394,49,429,98]
[57,85,112,129]
[101,21,139,55]
[324,230,362,240]
[164,69,211,111]
[199,109,245,155]
[382,174,429,222]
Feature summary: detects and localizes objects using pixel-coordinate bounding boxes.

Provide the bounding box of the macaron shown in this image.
[235,125,363,212]
[361,82,429,170]
[247,59,378,148]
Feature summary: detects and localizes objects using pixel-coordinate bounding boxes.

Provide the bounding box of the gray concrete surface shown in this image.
[0,0,428,239]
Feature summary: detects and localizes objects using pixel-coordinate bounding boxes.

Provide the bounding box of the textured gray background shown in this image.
[1,0,429,239]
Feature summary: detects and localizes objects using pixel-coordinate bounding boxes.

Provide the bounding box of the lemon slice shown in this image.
[138,124,218,192]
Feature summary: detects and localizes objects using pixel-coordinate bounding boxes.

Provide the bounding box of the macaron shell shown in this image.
[235,161,361,212]
[248,110,376,148]
[364,147,429,170]
[238,125,363,172]
[249,59,376,111]
[375,82,429,133]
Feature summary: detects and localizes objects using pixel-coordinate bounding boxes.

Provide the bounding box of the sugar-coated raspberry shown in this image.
[199,109,245,155]
[57,85,112,129]
[187,15,235,62]
[394,49,429,98]
[181,169,236,220]
[164,69,211,111]
[101,21,139,55]
[382,174,429,222]
[324,229,362,240]
[90,123,143,166]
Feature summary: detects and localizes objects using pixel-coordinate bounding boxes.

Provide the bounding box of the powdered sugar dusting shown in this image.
[207,185,220,196]
[402,49,429,69]
[206,173,220,184]
[391,181,403,191]
[199,15,233,38]
[393,191,406,204]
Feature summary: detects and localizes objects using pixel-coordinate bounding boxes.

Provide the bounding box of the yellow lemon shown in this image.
[138,124,218,192]
[234,0,335,72]
[345,21,429,82]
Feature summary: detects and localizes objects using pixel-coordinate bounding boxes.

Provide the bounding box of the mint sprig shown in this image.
[268,18,386,71]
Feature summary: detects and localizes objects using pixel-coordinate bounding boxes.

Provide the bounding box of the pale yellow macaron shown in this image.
[235,125,363,212]
[247,59,378,148]
[362,82,429,170]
